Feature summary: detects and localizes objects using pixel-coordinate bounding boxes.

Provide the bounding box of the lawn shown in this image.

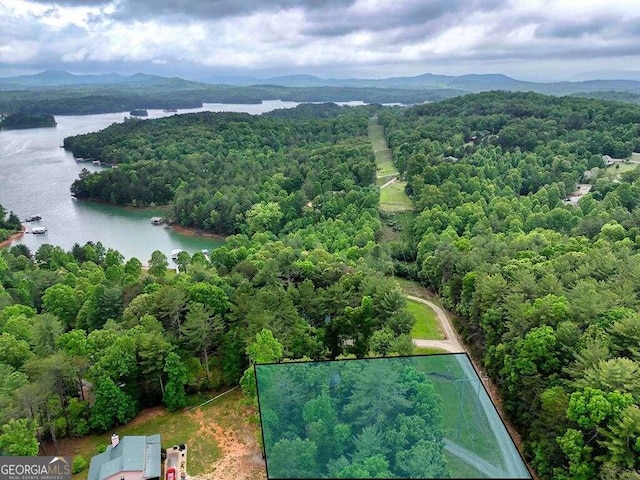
[408,299,445,340]
[413,355,506,473]
[380,181,412,212]
[413,346,447,355]
[57,389,262,480]
[393,276,443,307]
[444,451,488,478]
[606,162,639,175]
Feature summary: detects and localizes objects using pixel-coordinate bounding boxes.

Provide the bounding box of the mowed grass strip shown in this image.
[368,119,398,178]
[413,355,505,470]
[444,449,489,478]
[380,181,412,212]
[413,346,447,355]
[393,277,445,308]
[408,299,445,340]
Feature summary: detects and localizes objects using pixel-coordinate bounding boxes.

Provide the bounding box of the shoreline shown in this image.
[0,225,26,249]
[170,223,227,241]
[75,197,171,212]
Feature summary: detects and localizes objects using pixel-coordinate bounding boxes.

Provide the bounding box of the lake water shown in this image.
[0,100,367,263]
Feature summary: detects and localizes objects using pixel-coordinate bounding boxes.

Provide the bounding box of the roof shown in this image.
[88,434,161,480]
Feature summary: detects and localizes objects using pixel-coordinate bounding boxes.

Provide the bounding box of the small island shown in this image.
[0,113,56,130]
[129,108,148,117]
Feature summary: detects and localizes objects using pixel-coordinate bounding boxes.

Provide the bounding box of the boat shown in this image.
[92,160,101,166]
[31,226,47,234]
[170,249,184,260]
[150,217,164,225]
[25,214,42,222]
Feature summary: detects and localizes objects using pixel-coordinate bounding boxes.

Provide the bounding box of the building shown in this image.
[88,434,161,480]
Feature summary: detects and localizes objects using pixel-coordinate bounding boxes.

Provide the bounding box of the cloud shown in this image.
[534,16,619,39]
[3,0,640,81]
[103,0,357,22]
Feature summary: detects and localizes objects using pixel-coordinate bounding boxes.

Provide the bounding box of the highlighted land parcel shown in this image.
[255,355,531,479]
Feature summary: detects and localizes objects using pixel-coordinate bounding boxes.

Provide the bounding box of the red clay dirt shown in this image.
[187,404,266,480]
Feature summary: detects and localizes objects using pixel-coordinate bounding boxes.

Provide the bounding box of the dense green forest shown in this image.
[0,100,414,457]
[67,104,382,241]
[0,84,463,115]
[256,357,447,478]
[0,113,56,129]
[3,91,640,478]
[572,90,640,105]
[0,232,415,455]
[379,91,640,479]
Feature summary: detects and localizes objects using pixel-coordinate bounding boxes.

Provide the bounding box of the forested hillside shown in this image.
[380,91,640,479]
[0,113,56,129]
[0,84,462,115]
[5,92,640,477]
[66,105,381,243]
[0,231,414,458]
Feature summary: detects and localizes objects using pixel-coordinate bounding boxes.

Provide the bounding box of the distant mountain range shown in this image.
[0,70,197,90]
[3,69,640,97]
[237,72,640,95]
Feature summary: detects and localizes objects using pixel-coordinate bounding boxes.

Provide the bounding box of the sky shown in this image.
[1,0,640,82]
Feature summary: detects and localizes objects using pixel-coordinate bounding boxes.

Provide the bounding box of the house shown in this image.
[88,434,161,480]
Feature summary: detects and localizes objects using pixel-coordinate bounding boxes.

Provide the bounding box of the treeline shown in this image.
[0,205,21,243]
[572,90,640,105]
[0,222,414,454]
[0,101,417,454]
[380,91,640,478]
[0,83,463,115]
[66,105,380,239]
[0,113,56,129]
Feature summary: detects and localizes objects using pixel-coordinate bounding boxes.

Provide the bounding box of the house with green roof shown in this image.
[88,434,161,480]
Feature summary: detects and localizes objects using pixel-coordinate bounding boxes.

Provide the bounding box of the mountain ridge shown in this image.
[3,70,640,96]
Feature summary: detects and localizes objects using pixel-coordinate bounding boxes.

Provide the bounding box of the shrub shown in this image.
[72,455,88,474]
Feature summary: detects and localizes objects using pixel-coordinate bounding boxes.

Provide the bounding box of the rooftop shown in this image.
[88,434,161,480]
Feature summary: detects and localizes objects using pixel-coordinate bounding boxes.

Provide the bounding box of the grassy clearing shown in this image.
[393,276,443,306]
[444,451,488,478]
[408,299,444,340]
[606,162,639,175]
[414,355,505,471]
[380,181,412,212]
[413,346,447,355]
[369,118,398,178]
[376,175,394,186]
[58,389,259,480]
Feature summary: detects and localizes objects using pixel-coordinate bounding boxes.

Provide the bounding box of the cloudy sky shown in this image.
[1,0,640,81]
